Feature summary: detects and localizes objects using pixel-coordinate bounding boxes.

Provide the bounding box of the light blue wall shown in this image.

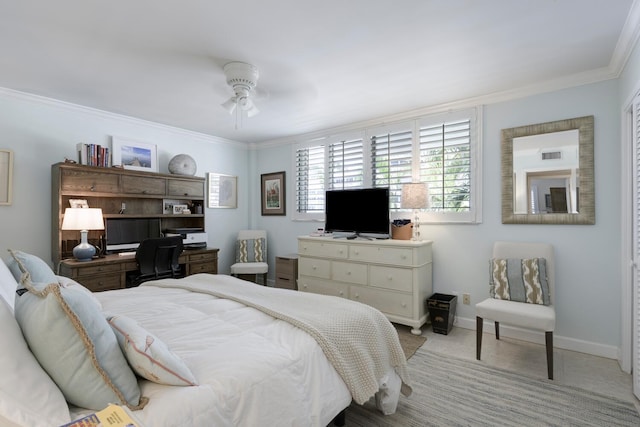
[254,79,622,352]
[0,75,627,354]
[0,91,250,274]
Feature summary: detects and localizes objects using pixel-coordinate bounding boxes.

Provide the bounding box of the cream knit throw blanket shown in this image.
[144,274,412,404]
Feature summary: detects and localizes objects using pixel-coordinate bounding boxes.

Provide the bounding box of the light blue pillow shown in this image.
[109,315,198,386]
[7,249,58,286]
[14,274,144,410]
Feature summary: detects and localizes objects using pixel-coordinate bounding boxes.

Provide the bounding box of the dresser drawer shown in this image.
[276,258,297,276]
[82,275,123,292]
[370,265,413,292]
[332,261,367,285]
[167,179,204,197]
[190,262,215,274]
[298,240,348,259]
[275,275,297,290]
[350,285,413,318]
[121,175,165,195]
[298,257,331,279]
[188,252,217,263]
[75,263,122,277]
[298,276,348,298]
[349,245,414,266]
[61,169,119,193]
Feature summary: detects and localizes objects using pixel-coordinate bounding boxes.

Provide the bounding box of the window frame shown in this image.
[292,106,482,224]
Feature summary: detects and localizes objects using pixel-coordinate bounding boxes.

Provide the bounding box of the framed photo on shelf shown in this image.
[172,204,189,214]
[207,173,237,208]
[111,136,158,172]
[261,171,286,216]
[68,199,89,208]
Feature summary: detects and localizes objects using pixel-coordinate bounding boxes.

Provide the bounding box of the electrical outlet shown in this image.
[463,293,471,305]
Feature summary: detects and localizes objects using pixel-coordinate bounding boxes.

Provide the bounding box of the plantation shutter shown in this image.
[370,125,413,209]
[419,119,471,212]
[328,137,364,190]
[296,144,325,213]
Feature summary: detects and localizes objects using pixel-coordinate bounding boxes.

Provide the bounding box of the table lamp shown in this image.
[61,208,104,261]
[401,183,429,240]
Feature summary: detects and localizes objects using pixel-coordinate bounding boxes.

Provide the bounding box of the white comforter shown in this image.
[91,277,352,427]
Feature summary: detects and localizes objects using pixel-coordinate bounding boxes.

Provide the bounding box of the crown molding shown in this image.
[0,87,249,148]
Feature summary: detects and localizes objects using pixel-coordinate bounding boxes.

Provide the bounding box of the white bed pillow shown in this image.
[0,297,71,427]
[0,257,18,312]
[109,315,198,386]
[12,256,144,411]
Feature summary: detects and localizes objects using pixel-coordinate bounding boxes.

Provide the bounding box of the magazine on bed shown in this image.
[60,404,139,427]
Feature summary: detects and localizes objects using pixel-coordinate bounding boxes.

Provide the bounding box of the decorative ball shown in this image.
[168,154,197,176]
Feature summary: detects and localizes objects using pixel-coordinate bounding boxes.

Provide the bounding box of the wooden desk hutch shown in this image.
[52,162,218,291]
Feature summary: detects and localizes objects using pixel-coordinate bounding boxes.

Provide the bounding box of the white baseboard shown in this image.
[453,316,619,360]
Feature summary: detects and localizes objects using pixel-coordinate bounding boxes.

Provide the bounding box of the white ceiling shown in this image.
[0,1,636,143]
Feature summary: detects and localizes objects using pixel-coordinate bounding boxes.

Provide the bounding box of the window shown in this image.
[294,107,481,223]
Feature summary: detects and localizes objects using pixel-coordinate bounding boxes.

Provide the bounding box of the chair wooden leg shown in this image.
[495,321,500,340]
[546,331,554,380]
[476,316,483,360]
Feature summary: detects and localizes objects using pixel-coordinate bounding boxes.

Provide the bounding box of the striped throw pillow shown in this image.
[490,258,550,305]
[236,238,266,263]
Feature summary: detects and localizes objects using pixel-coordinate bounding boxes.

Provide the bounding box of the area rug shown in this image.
[345,349,640,426]
[394,324,426,359]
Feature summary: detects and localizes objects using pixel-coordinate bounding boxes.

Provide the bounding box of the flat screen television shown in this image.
[105,218,162,252]
[325,188,390,238]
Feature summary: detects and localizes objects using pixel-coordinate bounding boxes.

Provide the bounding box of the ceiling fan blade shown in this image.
[221,96,237,114]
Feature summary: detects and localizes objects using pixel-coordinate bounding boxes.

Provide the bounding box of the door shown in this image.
[632,91,640,399]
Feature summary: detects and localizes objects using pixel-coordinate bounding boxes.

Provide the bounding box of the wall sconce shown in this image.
[401,183,429,240]
[61,208,104,261]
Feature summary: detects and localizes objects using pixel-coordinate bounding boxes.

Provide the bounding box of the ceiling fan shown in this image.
[221,61,260,119]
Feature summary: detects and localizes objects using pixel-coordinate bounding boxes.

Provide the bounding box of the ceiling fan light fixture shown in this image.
[222,61,260,125]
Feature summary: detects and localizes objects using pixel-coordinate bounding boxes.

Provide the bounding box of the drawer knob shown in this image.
[401,303,407,308]
[302,284,307,289]
[312,265,317,270]
[387,275,392,281]
[90,185,95,192]
[354,293,360,298]
[339,290,344,296]
[347,271,351,275]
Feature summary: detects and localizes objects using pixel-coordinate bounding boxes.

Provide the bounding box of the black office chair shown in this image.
[127,236,184,287]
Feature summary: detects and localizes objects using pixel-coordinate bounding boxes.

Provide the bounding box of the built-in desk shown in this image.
[58,247,219,292]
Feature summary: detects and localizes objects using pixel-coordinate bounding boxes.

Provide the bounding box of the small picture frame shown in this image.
[69,199,89,208]
[207,173,237,209]
[261,171,286,216]
[0,149,13,205]
[172,204,188,214]
[112,136,158,172]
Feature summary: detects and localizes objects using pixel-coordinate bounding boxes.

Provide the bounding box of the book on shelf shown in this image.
[76,143,111,167]
[60,404,140,427]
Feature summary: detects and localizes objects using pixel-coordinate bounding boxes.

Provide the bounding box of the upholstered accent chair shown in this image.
[230,230,268,285]
[475,241,556,379]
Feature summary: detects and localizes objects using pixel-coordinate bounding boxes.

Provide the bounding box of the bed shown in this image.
[0,250,411,427]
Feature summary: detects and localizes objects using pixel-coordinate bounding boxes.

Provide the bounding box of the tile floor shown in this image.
[418,325,640,413]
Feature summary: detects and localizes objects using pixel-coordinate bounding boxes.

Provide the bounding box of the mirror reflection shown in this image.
[501,115,594,225]
[513,129,579,214]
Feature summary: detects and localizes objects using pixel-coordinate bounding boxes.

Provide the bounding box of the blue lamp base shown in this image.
[73,230,96,261]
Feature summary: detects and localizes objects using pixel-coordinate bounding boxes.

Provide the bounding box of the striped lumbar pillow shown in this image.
[489,258,550,305]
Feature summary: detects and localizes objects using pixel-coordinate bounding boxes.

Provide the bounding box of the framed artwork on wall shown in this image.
[261,171,286,216]
[207,173,237,208]
[111,136,158,172]
[0,149,13,205]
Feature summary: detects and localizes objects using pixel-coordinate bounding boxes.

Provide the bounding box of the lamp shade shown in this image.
[401,183,429,209]
[61,208,104,231]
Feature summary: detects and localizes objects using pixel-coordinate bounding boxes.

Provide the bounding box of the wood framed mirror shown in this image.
[501,115,594,224]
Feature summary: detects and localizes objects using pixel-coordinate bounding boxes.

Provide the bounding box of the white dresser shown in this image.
[297,236,433,335]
